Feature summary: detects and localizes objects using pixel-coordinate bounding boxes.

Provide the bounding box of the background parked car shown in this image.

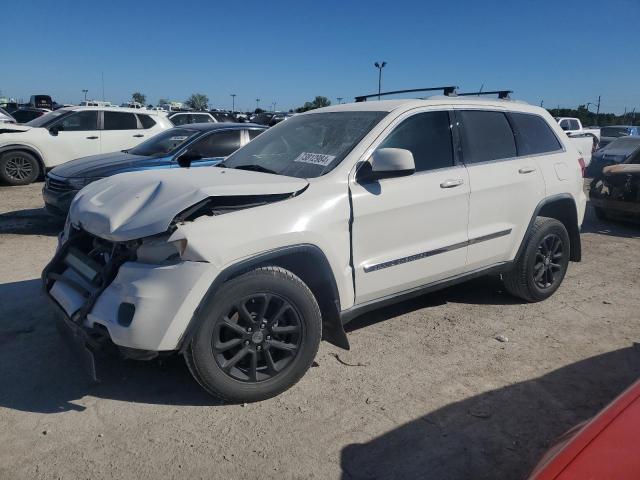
[209,111,237,123]
[29,94,53,110]
[0,106,172,185]
[43,123,266,215]
[168,111,217,126]
[10,107,49,124]
[599,125,640,148]
[585,136,640,178]
[589,154,640,223]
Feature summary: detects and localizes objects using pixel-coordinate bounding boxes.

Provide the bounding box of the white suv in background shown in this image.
[0,107,172,185]
[43,94,586,402]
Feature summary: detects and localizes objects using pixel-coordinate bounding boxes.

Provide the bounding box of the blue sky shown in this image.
[2,0,639,113]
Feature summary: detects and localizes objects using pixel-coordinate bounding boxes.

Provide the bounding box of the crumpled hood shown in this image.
[69,167,308,241]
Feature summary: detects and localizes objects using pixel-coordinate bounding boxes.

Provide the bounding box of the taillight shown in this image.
[578,157,586,177]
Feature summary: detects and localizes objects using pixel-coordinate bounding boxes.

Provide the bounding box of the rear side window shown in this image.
[137,114,156,129]
[458,110,516,164]
[104,111,137,130]
[378,111,454,172]
[170,114,190,126]
[508,113,562,156]
[569,119,580,130]
[192,114,215,123]
[190,130,241,157]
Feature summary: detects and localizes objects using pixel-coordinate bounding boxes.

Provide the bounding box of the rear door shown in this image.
[455,109,547,269]
[350,109,470,304]
[45,110,101,166]
[100,111,146,153]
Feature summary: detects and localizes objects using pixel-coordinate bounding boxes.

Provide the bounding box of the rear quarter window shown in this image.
[508,112,562,156]
[458,110,517,164]
[137,114,156,129]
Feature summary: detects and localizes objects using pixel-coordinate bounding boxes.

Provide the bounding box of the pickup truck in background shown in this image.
[556,117,599,166]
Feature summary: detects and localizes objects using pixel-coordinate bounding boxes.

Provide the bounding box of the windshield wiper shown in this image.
[232,164,278,175]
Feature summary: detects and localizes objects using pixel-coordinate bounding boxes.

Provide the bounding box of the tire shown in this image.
[503,217,570,302]
[185,266,322,402]
[0,150,40,185]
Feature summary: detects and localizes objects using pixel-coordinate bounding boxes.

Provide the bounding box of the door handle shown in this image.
[133,134,144,138]
[440,178,464,188]
[86,136,99,140]
[518,166,536,174]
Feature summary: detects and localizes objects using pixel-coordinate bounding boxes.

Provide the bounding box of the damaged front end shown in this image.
[590,164,640,223]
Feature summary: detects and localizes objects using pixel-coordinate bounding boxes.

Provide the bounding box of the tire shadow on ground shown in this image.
[0,278,217,413]
[340,344,640,480]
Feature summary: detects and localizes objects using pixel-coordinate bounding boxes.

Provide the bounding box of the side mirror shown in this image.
[49,126,59,136]
[363,148,415,180]
[176,150,203,168]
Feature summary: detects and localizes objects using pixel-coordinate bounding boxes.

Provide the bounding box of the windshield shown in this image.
[601,127,631,138]
[128,128,200,156]
[221,111,386,178]
[25,108,72,127]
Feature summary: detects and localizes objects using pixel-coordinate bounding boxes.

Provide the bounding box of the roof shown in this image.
[178,122,266,132]
[60,106,167,115]
[313,96,538,114]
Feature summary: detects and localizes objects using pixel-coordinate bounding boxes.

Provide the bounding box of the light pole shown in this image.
[230,94,236,113]
[272,101,277,112]
[82,89,88,101]
[256,98,260,111]
[374,61,386,100]
[337,97,343,104]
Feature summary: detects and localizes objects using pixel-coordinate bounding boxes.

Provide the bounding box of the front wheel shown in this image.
[503,217,570,302]
[0,151,41,185]
[185,267,322,402]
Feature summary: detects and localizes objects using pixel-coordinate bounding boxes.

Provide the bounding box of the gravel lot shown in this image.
[0,181,638,480]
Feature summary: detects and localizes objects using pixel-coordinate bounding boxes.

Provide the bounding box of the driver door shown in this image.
[46,111,101,167]
[350,110,470,304]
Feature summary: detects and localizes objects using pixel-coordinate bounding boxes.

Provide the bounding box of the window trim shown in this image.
[453,109,566,167]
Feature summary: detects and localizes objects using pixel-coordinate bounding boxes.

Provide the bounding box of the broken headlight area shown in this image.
[135,235,187,264]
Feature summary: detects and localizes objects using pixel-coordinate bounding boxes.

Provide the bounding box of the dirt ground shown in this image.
[0,181,638,480]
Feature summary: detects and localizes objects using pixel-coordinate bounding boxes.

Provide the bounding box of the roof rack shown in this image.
[456,90,513,99]
[355,86,458,102]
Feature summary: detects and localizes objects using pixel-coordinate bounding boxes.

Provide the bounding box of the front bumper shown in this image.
[42,231,218,354]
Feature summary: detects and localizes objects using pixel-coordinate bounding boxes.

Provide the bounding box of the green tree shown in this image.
[132,92,146,105]
[185,93,209,111]
[158,98,169,106]
[295,96,331,113]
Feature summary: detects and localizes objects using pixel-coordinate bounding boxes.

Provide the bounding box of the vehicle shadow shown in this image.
[0,278,217,413]
[340,344,640,480]
[345,276,519,333]
[0,208,63,236]
[581,204,639,238]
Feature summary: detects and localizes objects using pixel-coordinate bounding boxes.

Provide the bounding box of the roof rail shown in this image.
[457,90,513,99]
[355,86,458,102]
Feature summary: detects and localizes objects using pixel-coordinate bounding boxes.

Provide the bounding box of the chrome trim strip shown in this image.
[363,228,512,273]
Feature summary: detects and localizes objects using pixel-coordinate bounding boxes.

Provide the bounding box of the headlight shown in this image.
[67,177,92,189]
[136,236,188,263]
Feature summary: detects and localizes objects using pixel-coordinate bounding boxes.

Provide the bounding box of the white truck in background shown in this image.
[556,117,599,166]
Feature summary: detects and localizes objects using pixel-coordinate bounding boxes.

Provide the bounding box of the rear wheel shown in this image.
[185,267,322,402]
[503,217,570,302]
[0,151,40,185]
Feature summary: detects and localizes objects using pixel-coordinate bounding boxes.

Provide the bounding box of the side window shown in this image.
[171,114,190,126]
[569,119,580,130]
[248,129,264,140]
[55,111,98,131]
[192,114,215,123]
[458,110,517,164]
[103,111,138,130]
[137,114,156,129]
[377,111,453,172]
[190,130,241,157]
[508,113,562,156]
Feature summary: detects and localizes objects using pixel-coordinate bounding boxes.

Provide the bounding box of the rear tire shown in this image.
[185,267,322,402]
[503,217,570,302]
[0,151,40,185]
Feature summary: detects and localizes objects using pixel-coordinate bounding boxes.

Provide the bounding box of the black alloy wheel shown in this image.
[533,233,564,289]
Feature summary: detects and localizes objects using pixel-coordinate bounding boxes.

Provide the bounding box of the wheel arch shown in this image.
[517,194,582,262]
[178,244,350,352]
[0,144,46,175]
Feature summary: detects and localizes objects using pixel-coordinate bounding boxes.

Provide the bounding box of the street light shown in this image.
[337,97,343,104]
[256,98,260,110]
[374,61,387,100]
[230,94,236,113]
[82,89,88,101]
[272,101,277,112]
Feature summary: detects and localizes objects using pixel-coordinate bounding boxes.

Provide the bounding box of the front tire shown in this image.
[503,217,570,302]
[0,151,41,185]
[185,267,322,402]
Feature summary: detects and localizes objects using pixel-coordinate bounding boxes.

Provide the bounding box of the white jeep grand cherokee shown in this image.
[43,96,587,402]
